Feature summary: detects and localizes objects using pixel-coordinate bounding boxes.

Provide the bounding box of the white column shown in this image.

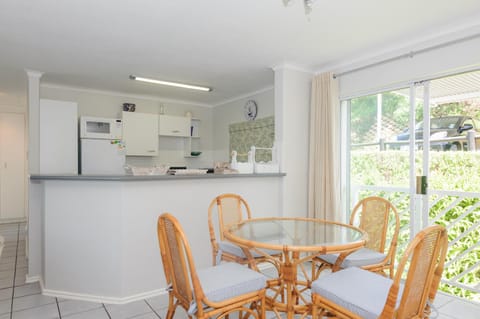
[273,65,313,218]
[26,69,43,284]
[26,70,43,174]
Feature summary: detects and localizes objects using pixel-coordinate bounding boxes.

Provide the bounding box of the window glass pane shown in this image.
[350,90,411,187]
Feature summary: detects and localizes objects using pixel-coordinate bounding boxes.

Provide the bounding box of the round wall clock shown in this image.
[244,100,258,121]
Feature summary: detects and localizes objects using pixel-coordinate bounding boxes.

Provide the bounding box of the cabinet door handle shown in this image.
[147,150,156,153]
[172,130,180,133]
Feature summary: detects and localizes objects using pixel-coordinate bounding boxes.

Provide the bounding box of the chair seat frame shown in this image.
[311,225,448,319]
[158,213,266,319]
[208,193,282,269]
[313,196,400,279]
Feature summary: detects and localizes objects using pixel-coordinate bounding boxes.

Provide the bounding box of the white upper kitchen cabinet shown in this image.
[158,114,190,137]
[39,99,78,175]
[0,112,26,220]
[122,112,159,156]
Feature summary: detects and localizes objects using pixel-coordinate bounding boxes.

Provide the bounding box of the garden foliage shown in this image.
[351,150,480,301]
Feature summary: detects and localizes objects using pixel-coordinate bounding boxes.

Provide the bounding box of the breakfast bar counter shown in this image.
[30,172,285,181]
[28,173,285,304]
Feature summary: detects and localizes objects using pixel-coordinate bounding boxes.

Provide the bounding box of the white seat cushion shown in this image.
[218,240,279,259]
[320,248,387,268]
[189,262,267,315]
[311,267,403,319]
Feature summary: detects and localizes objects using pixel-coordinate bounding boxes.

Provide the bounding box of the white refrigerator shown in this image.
[80,139,126,175]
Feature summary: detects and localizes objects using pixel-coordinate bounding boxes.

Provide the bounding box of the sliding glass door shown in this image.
[345,87,415,257]
[343,70,480,301]
[425,72,480,301]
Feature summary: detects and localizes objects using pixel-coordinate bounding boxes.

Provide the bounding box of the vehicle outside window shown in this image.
[395,116,478,150]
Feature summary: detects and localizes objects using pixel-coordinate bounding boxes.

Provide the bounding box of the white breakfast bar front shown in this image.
[28,173,285,304]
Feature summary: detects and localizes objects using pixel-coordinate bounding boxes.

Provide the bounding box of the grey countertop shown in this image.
[30,172,286,181]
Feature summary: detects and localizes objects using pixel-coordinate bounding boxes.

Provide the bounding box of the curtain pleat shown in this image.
[308,72,341,221]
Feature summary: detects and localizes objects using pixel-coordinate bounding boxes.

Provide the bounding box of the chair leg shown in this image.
[165,294,181,319]
[165,304,177,319]
[311,299,319,319]
[260,294,266,319]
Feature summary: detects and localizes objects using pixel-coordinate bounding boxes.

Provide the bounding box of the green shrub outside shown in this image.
[351,150,480,302]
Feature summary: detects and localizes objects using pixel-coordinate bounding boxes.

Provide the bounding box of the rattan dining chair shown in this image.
[313,196,400,279]
[311,224,448,319]
[157,213,267,319]
[208,193,280,267]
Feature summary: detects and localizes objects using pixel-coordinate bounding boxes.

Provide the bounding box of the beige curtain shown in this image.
[308,72,341,221]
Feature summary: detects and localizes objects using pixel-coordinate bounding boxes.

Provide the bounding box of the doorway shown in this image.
[0,112,26,221]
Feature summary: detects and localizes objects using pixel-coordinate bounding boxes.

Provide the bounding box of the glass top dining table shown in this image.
[225,217,367,253]
[224,217,367,319]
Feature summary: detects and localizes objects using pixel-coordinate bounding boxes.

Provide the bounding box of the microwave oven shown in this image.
[80,116,123,139]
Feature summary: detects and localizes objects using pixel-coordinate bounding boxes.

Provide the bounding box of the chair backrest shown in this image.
[208,193,252,242]
[380,225,448,319]
[350,196,399,254]
[157,213,205,312]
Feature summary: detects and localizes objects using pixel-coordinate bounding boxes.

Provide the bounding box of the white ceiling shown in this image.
[1,0,480,106]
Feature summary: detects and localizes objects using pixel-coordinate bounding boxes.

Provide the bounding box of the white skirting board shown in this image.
[25,275,42,284]
[42,286,168,305]
[27,274,168,304]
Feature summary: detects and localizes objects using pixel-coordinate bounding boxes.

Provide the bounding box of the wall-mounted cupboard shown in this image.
[158,115,190,137]
[122,112,202,158]
[122,111,159,156]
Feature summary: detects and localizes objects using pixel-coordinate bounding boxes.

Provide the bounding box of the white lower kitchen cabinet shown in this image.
[122,111,159,156]
[0,112,26,220]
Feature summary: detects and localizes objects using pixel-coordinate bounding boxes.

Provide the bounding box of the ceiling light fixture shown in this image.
[129,75,212,92]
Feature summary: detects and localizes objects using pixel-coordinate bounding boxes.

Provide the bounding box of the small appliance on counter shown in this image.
[79,116,126,175]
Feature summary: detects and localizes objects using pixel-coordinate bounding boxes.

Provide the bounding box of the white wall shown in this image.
[40,85,214,168]
[274,67,312,218]
[0,104,26,113]
[212,88,275,162]
[0,92,26,110]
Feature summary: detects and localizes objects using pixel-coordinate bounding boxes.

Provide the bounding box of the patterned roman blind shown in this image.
[229,116,275,162]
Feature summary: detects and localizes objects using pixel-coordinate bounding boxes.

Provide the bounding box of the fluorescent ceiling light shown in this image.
[129,75,212,92]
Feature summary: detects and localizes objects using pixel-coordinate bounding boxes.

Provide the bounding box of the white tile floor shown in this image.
[0,222,478,319]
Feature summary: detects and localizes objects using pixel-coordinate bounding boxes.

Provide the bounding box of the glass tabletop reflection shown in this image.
[226,217,366,253]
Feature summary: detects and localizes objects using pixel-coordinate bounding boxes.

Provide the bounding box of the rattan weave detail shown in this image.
[311,225,448,319]
[157,213,266,319]
[314,196,400,278]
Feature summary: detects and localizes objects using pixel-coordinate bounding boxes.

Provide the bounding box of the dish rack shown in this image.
[127,165,169,176]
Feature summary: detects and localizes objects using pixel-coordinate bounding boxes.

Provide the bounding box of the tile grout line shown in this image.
[102,303,112,319]
[55,297,62,319]
[144,299,162,318]
[9,223,20,319]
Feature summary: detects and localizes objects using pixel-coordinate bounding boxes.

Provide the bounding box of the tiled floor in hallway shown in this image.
[0,222,478,319]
